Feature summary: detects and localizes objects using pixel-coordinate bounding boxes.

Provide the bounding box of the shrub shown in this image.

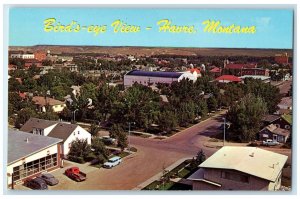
[68,155,85,164]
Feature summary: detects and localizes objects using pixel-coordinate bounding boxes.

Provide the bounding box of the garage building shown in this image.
[7,129,63,189]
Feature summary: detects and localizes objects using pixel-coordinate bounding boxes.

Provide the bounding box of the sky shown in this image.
[8,7,294,49]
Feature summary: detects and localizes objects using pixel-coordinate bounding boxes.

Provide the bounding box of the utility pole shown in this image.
[223,117,226,146]
[128,122,135,152]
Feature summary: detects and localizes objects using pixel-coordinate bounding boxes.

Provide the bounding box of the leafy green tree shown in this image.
[227,94,267,142]
[37,111,59,121]
[158,110,178,133]
[68,139,91,161]
[90,122,100,137]
[91,137,109,158]
[207,96,218,112]
[177,100,196,127]
[15,108,37,128]
[196,149,206,164]
[195,99,208,118]
[109,124,128,151]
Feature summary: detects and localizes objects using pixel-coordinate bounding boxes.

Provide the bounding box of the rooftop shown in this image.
[20,118,58,132]
[199,146,287,182]
[8,129,62,165]
[47,122,79,142]
[215,75,242,82]
[281,114,292,125]
[240,75,271,81]
[32,96,65,106]
[262,114,281,123]
[263,124,290,137]
[126,70,182,78]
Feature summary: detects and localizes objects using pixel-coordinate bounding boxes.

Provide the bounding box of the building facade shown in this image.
[188,146,287,191]
[7,129,62,188]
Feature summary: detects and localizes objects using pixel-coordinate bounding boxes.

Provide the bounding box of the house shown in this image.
[275,53,289,64]
[124,70,197,88]
[20,118,92,156]
[10,52,35,59]
[259,124,290,143]
[209,67,222,77]
[32,96,66,113]
[262,114,292,130]
[7,129,63,188]
[188,146,288,191]
[277,97,292,110]
[215,75,242,83]
[186,68,202,77]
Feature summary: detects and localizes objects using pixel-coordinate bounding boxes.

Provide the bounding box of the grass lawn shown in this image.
[142,181,192,190]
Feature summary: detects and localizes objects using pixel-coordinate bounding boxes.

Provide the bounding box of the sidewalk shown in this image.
[132,157,193,190]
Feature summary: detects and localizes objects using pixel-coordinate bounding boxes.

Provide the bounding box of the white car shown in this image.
[103,156,122,168]
[263,139,279,146]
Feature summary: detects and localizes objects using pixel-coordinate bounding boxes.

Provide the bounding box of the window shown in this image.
[78,131,80,135]
[221,171,249,183]
[285,125,290,130]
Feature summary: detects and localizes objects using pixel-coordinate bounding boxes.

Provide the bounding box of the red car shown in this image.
[65,167,86,182]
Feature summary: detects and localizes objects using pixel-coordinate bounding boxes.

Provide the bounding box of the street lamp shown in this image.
[223,117,226,146]
[128,122,135,152]
[73,109,79,123]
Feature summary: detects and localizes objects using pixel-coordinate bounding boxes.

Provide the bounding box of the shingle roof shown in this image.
[262,115,281,123]
[20,118,58,132]
[199,146,287,182]
[8,129,62,165]
[47,123,78,142]
[32,96,65,106]
[215,75,241,82]
[126,70,182,78]
[264,124,290,137]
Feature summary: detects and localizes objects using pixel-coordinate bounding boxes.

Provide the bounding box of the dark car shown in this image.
[25,177,48,190]
[39,173,59,186]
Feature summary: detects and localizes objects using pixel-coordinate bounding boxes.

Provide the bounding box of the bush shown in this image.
[84,153,97,162]
[68,155,85,164]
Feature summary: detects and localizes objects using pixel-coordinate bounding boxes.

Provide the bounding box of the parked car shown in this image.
[263,139,279,146]
[103,156,122,168]
[39,173,59,186]
[65,167,86,182]
[101,136,116,145]
[24,177,48,190]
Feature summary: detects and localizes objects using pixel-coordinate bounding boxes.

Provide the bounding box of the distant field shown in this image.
[9,45,293,57]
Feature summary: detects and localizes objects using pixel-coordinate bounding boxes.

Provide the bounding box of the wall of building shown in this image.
[124,75,179,87]
[63,126,92,155]
[7,144,60,187]
[51,104,66,113]
[199,168,270,190]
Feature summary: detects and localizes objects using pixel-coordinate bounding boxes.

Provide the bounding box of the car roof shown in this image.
[42,173,54,178]
[109,156,121,161]
[33,177,46,183]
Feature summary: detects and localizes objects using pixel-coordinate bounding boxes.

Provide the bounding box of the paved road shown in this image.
[37,114,224,190]
[276,80,292,95]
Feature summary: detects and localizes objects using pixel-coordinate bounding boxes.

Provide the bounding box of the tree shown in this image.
[196,149,206,164]
[177,100,196,127]
[158,110,178,133]
[68,139,91,163]
[91,137,109,158]
[15,108,37,128]
[207,96,218,112]
[109,124,128,151]
[90,122,100,137]
[226,94,267,142]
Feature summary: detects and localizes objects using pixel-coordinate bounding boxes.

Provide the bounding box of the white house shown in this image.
[20,118,91,157]
[7,129,63,188]
[10,53,35,59]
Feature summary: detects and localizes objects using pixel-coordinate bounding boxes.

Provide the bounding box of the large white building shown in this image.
[124,70,198,88]
[20,118,92,156]
[7,129,63,188]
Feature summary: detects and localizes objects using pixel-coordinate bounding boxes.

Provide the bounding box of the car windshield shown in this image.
[109,159,117,163]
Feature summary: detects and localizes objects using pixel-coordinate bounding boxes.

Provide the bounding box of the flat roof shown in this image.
[199,146,287,182]
[126,70,182,78]
[8,129,62,165]
[240,75,271,80]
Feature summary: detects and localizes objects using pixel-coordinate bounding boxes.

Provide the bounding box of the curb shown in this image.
[132,157,193,190]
